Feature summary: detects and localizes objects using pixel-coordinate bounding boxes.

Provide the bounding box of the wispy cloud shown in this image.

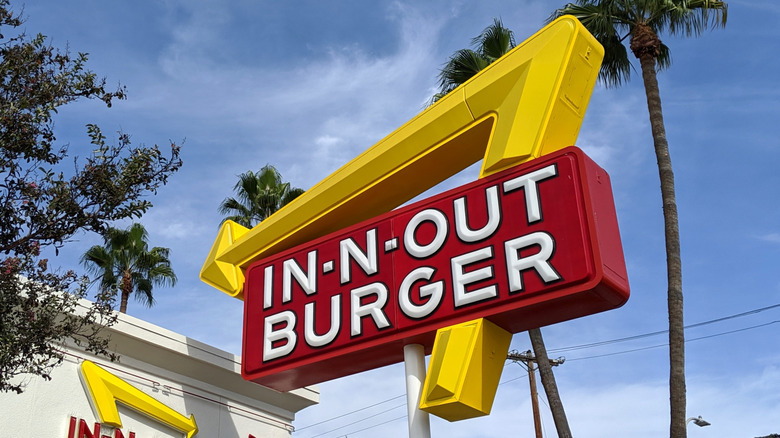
[140,1,449,191]
[756,233,780,244]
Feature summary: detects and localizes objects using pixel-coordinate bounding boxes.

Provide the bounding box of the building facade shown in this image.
[0,306,318,438]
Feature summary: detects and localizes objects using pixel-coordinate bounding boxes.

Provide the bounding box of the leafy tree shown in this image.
[550,2,727,437]
[0,243,118,394]
[0,1,182,393]
[218,164,304,228]
[81,223,177,314]
[433,19,573,437]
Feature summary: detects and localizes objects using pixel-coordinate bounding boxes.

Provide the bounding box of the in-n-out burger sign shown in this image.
[242,147,629,391]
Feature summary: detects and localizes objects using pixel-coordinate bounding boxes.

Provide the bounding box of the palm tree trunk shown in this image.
[119,271,132,314]
[637,53,686,438]
[119,290,129,314]
[529,328,571,438]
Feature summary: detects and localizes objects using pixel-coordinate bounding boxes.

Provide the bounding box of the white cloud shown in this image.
[757,233,780,244]
[315,135,342,148]
[131,1,449,193]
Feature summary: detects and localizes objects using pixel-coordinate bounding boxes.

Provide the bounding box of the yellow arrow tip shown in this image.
[200,220,249,300]
[187,414,199,438]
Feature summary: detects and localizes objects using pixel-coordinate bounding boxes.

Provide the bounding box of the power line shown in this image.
[295,394,405,432]
[307,403,406,438]
[302,318,777,436]
[309,370,549,438]
[312,366,557,437]
[567,320,779,362]
[548,303,780,354]
[331,415,407,437]
[294,303,780,435]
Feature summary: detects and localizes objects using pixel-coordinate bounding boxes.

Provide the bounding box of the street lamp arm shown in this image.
[686,416,711,427]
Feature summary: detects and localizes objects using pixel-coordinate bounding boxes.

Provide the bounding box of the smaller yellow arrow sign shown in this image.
[80,360,199,438]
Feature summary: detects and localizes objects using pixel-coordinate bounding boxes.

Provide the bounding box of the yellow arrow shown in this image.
[80,360,199,438]
[200,15,604,299]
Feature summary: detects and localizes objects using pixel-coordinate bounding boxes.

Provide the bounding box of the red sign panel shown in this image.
[242,147,629,391]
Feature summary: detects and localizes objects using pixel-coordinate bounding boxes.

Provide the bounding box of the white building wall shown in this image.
[0,306,318,438]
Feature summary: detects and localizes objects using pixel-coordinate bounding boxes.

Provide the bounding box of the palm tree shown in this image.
[82,223,177,314]
[432,18,515,103]
[550,2,727,437]
[218,164,304,228]
[434,19,573,438]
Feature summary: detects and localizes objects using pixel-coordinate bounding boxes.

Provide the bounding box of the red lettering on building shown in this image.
[76,419,100,438]
[67,417,135,438]
[67,417,77,438]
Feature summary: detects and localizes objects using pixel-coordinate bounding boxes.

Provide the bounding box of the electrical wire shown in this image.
[295,373,529,436]
[331,415,407,437]
[294,303,780,436]
[294,394,405,432]
[307,403,406,438]
[548,302,780,354]
[567,319,779,361]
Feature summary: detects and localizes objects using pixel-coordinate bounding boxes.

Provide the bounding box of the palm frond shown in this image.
[80,246,117,290]
[220,165,303,227]
[281,187,305,208]
[554,1,634,87]
[655,42,672,71]
[218,197,252,224]
[661,0,728,37]
[437,49,490,95]
[81,223,176,313]
[234,170,262,206]
[599,32,633,87]
[473,18,515,62]
[132,276,155,307]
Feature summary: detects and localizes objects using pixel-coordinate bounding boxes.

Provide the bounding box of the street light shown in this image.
[686,416,711,427]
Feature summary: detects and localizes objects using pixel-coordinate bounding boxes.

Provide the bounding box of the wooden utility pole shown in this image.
[508,347,567,438]
[529,329,572,438]
[527,358,544,438]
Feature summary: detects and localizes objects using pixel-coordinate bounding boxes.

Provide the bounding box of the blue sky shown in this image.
[16,0,780,437]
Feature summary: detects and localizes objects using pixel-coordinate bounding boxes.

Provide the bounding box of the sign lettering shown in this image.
[242,147,629,391]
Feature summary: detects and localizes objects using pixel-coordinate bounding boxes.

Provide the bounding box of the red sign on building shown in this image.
[242,147,629,391]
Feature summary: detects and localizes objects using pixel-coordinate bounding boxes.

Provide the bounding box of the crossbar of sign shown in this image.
[199,16,605,301]
[241,147,629,391]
